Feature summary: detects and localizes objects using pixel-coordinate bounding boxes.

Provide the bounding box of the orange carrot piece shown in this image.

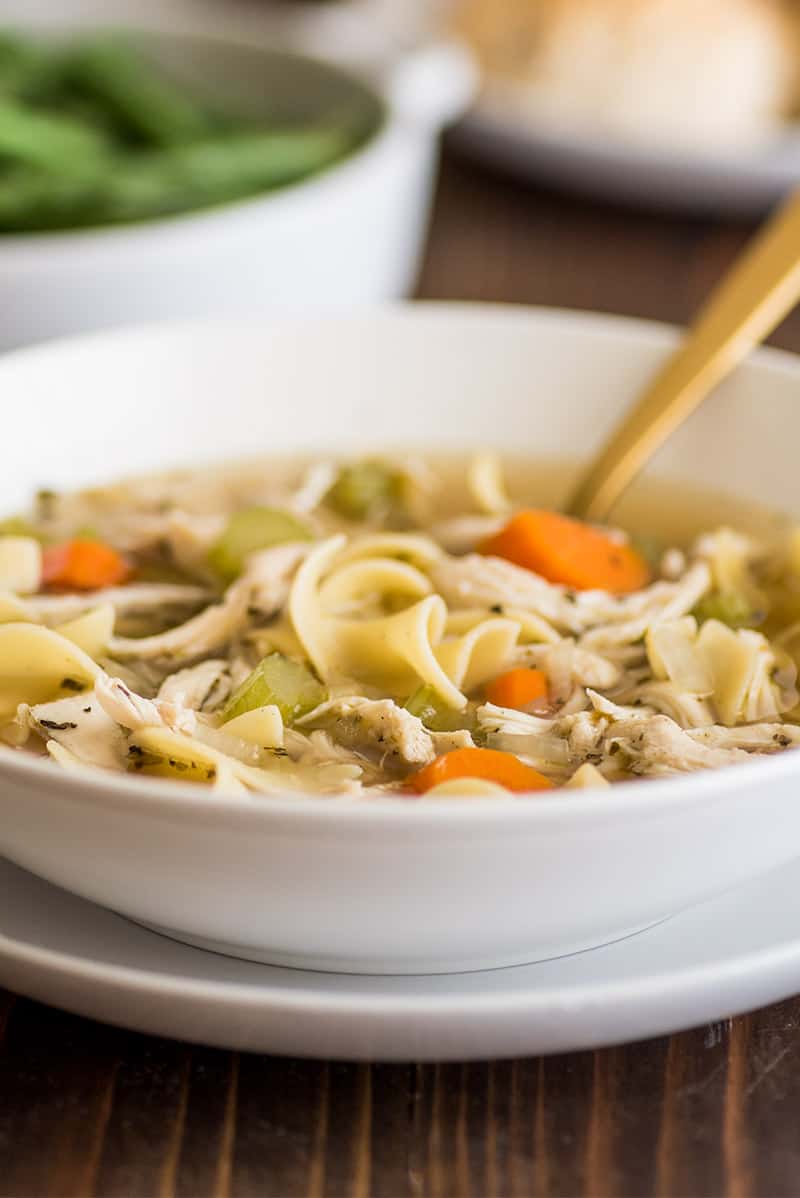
[410,747,554,794]
[480,509,649,594]
[41,539,131,591]
[485,667,549,711]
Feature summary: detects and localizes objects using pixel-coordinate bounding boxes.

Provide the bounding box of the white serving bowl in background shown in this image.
[2,304,800,974]
[0,22,474,351]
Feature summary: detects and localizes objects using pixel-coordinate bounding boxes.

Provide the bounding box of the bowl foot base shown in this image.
[131,915,671,976]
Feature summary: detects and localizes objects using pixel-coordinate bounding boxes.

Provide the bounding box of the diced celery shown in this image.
[630,533,664,571]
[0,516,44,541]
[693,589,758,630]
[208,506,312,582]
[325,461,399,521]
[222,653,326,725]
[404,685,467,733]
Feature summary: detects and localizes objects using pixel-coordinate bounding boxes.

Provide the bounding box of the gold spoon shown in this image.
[567,190,800,523]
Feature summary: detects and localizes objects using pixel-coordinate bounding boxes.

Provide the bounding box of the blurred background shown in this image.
[5,0,800,346]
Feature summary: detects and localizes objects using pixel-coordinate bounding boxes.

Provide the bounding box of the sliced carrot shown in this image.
[41,539,131,591]
[480,509,649,594]
[485,667,549,711]
[410,747,554,794]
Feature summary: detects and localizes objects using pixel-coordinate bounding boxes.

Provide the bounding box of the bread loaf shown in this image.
[456,0,798,150]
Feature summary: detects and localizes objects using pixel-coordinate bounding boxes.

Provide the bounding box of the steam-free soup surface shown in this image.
[1,452,798,797]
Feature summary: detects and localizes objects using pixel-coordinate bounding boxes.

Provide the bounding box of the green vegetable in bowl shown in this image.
[0,31,381,233]
[0,98,111,172]
[222,653,326,725]
[208,506,313,582]
[694,588,760,629]
[64,38,217,148]
[326,461,400,521]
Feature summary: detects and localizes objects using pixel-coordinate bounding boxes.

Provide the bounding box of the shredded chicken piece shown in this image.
[432,554,712,646]
[25,582,209,627]
[617,681,715,729]
[289,462,337,514]
[28,691,126,770]
[157,660,232,712]
[284,728,369,769]
[108,510,225,574]
[560,710,609,761]
[522,639,621,696]
[431,553,582,630]
[686,723,800,752]
[95,675,197,737]
[585,689,654,719]
[580,563,712,650]
[430,728,475,753]
[476,703,573,778]
[300,696,435,767]
[607,714,752,775]
[108,543,308,664]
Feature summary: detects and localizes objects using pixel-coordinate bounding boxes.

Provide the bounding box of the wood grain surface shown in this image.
[3,149,800,1197]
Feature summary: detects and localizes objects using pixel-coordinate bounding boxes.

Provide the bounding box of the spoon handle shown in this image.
[567,190,800,523]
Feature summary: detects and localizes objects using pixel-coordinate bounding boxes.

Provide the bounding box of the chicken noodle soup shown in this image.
[2,453,800,797]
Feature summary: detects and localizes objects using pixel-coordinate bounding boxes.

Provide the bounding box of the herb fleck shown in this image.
[60,678,85,692]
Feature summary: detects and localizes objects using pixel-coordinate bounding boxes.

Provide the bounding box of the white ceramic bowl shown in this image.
[2,304,800,974]
[0,27,474,351]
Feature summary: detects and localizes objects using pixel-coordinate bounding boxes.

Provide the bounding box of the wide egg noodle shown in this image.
[317,557,432,615]
[0,622,102,721]
[434,616,521,692]
[334,533,443,570]
[445,606,560,646]
[289,536,467,708]
[466,453,512,516]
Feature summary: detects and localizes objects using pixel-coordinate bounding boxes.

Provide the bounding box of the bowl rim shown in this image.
[3,300,800,826]
[0,26,394,254]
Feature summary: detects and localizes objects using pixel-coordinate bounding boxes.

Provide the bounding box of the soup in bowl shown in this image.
[1,305,799,972]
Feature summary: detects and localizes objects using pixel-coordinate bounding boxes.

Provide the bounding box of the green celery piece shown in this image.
[693,589,758,629]
[629,533,664,572]
[0,515,46,541]
[404,685,467,733]
[222,653,326,725]
[326,461,399,521]
[66,39,214,147]
[0,98,111,172]
[208,507,313,583]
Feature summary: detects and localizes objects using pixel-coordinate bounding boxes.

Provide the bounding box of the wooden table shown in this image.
[3,150,800,1198]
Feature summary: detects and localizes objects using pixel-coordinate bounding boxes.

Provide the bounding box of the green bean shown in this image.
[0,169,105,232]
[65,39,217,147]
[108,127,353,213]
[0,31,377,233]
[0,33,64,101]
[0,98,111,172]
[0,126,354,231]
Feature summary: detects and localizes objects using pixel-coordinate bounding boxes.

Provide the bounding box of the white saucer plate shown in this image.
[456,100,800,217]
[2,855,800,1061]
